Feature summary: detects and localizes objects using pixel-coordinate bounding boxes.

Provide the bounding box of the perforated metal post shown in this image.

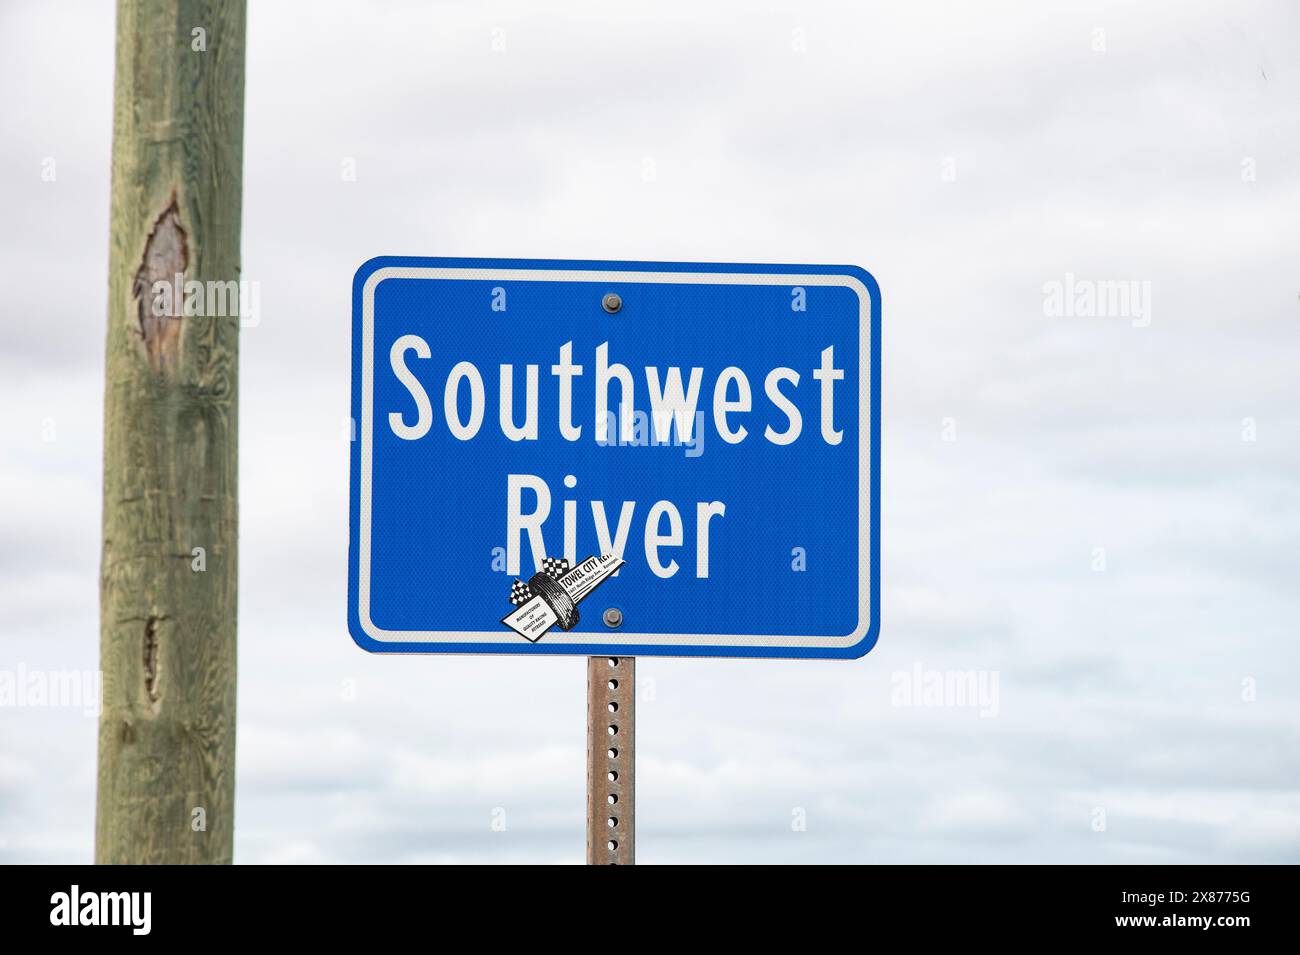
[587,656,634,864]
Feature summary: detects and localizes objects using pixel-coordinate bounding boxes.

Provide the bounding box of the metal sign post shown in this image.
[587,656,634,864]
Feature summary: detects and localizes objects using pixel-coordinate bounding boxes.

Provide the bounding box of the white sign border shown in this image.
[357,266,873,651]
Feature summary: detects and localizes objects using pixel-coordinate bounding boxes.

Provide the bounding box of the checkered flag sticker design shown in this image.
[509,558,571,606]
[502,553,625,642]
[509,580,533,607]
[506,561,569,605]
[540,557,571,578]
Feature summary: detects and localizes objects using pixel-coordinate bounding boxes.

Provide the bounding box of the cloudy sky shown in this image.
[2,0,1298,863]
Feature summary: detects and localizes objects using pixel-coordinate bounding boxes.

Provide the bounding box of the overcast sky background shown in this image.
[2,0,1298,864]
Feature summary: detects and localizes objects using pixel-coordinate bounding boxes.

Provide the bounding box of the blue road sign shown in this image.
[349,257,880,658]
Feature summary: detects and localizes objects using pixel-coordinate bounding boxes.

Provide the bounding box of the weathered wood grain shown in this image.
[96,0,245,864]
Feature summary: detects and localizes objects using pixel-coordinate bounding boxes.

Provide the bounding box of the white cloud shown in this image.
[0,0,1297,863]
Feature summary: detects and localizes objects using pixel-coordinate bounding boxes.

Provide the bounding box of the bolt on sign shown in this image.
[348,257,881,658]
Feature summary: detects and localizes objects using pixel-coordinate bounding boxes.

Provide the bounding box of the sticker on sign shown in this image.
[348,257,881,658]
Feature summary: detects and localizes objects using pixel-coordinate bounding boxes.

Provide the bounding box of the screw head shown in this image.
[602,293,622,314]
[602,607,623,629]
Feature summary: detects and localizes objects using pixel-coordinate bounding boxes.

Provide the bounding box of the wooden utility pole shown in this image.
[96,0,246,864]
